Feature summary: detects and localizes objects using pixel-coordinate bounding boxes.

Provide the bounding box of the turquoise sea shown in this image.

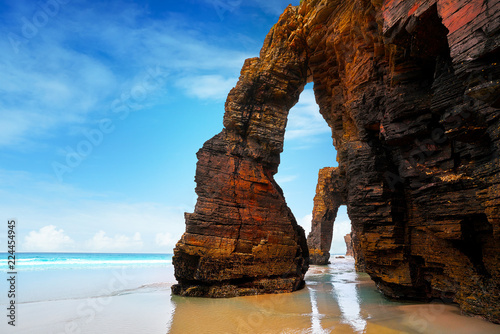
[0,252,173,271]
[0,252,174,306]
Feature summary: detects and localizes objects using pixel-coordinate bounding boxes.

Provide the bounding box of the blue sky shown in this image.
[0,0,350,253]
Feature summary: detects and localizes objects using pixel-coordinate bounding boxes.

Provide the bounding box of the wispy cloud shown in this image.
[333,220,351,242]
[275,174,298,184]
[285,89,332,142]
[0,1,250,150]
[177,75,238,101]
[331,219,351,254]
[0,50,117,147]
[299,213,312,235]
[155,232,178,248]
[86,231,143,252]
[202,0,298,18]
[251,0,298,15]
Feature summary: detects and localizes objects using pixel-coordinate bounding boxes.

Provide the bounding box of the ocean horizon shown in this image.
[0,252,173,271]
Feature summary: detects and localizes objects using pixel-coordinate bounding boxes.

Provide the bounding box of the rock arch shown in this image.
[172,0,500,323]
[306,167,347,265]
[172,7,311,298]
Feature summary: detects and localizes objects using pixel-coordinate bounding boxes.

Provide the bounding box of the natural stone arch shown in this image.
[172,0,386,298]
[306,167,366,269]
[172,0,500,324]
[172,6,311,297]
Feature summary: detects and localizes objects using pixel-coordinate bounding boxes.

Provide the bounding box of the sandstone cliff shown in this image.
[173,0,500,323]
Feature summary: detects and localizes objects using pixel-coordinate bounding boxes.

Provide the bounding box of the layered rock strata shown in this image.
[173,0,500,323]
[307,167,346,264]
[172,9,309,297]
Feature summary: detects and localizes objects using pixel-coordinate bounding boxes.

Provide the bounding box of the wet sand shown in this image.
[1,258,499,333]
[167,259,500,333]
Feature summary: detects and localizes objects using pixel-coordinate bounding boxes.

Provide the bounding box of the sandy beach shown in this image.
[1,256,499,334]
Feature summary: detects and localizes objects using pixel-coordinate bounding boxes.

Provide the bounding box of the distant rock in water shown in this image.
[172,0,500,323]
[344,234,354,257]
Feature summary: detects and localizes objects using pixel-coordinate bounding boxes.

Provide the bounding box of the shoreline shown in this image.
[1,257,499,333]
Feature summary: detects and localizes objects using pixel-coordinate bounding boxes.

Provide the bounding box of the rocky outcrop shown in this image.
[344,233,354,257]
[171,9,309,297]
[307,167,346,264]
[173,0,500,323]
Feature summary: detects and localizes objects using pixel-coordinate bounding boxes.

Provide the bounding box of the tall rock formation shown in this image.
[307,167,346,264]
[173,0,500,323]
[345,233,354,257]
[171,9,310,298]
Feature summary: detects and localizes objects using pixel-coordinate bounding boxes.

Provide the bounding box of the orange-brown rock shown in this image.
[344,233,354,257]
[173,0,500,323]
[172,8,309,297]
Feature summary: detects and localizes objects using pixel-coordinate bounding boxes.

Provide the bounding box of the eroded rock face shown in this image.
[307,167,346,264]
[172,8,309,297]
[173,0,500,323]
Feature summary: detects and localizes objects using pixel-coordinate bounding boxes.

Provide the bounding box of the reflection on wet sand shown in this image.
[306,260,371,333]
[331,267,366,332]
[308,287,329,334]
[166,258,500,334]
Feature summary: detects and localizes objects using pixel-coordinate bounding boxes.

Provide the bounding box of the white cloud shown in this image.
[0,169,188,253]
[331,219,352,255]
[275,174,298,184]
[155,232,179,248]
[0,37,119,148]
[285,89,331,141]
[0,169,188,252]
[299,213,312,236]
[177,75,237,100]
[24,225,75,252]
[333,220,352,242]
[86,231,143,252]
